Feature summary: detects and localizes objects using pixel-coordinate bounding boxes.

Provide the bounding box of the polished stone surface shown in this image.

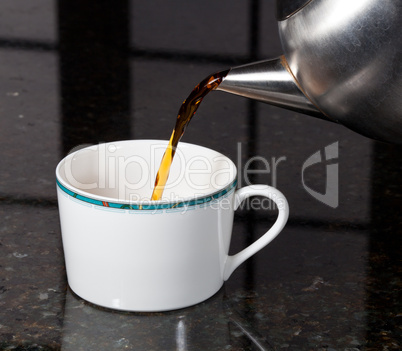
[0,0,401,350]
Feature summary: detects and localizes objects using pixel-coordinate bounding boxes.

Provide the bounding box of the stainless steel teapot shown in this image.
[216,0,402,143]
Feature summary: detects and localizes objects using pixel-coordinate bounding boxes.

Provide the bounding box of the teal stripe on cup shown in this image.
[56,178,237,211]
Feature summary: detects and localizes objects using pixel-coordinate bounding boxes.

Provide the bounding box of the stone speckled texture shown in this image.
[0,0,401,350]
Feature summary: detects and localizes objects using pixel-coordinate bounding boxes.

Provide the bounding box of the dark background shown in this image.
[0,0,400,349]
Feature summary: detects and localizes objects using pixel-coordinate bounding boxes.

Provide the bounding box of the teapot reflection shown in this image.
[61,287,268,351]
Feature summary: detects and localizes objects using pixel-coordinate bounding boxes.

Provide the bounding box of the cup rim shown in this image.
[55,140,237,211]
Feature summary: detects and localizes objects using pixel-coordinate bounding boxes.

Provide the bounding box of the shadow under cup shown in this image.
[56,140,288,311]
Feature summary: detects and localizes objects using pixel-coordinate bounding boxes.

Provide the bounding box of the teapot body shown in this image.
[278,0,402,143]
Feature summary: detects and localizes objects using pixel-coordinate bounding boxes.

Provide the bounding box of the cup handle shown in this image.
[223,184,289,281]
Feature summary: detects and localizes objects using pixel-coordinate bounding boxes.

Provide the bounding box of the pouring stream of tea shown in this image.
[151,70,229,201]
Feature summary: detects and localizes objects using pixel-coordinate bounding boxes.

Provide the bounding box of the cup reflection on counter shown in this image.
[61,287,231,351]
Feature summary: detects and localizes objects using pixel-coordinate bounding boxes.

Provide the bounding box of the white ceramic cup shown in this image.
[56,140,289,311]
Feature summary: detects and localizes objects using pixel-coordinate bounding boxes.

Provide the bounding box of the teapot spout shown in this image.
[216,56,326,119]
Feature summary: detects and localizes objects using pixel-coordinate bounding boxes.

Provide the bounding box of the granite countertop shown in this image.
[0,1,401,350]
